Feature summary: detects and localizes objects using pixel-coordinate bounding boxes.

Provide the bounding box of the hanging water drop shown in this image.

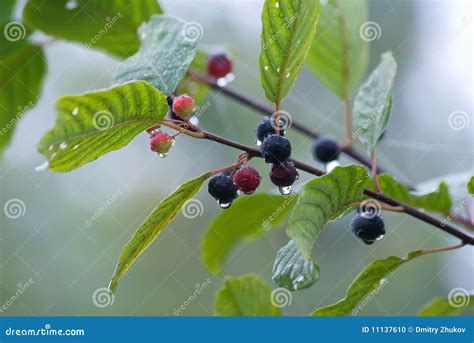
[218,201,232,209]
[216,77,228,87]
[279,185,292,195]
[325,160,340,173]
[225,73,235,83]
[159,152,168,158]
[35,161,49,172]
[376,234,384,241]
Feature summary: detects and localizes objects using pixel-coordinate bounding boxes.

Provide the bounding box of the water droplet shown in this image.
[73,144,80,150]
[256,139,262,146]
[279,186,292,195]
[59,142,68,150]
[50,152,57,160]
[225,73,235,83]
[159,153,168,158]
[325,160,340,172]
[276,67,281,73]
[275,1,280,8]
[35,161,49,172]
[189,115,199,126]
[218,201,232,209]
[72,107,79,116]
[285,72,291,78]
[48,145,54,151]
[376,234,384,241]
[264,65,269,71]
[216,77,228,87]
[65,0,78,10]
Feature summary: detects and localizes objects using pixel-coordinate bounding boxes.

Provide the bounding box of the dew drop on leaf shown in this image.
[72,107,79,116]
[59,142,68,150]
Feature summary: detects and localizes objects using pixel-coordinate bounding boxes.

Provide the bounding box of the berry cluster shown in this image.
[208,166,261,208]
[257,116,299,195]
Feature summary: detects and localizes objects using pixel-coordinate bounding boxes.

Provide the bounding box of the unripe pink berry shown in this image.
[233,165,261,195]
[172,94,195,118]
[150,131,173,154]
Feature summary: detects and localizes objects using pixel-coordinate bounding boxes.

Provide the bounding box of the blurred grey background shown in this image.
[1,0,473,316]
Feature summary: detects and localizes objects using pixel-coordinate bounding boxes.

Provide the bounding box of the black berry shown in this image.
[313,137,340,163]
[208,173,238,207]
[260,134,291,163]
[255,116,285,143]
[269,161,299,187]
[350,213,385,245]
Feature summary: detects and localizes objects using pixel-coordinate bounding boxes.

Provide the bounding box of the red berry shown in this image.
[150,131,173,154]
[207,53,233,78]
[172,94,195,118]
[233,165,261,195]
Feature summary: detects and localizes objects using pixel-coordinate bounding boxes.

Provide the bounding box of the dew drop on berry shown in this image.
[35,161,49,172]
[159,152,168,158]
[376,234,384,241]
[256,139,262,146]
[216,77,228,87]
[279,185,292,195]
[225,73,235,83]
[218,201,232,209]
[325,160,340,173]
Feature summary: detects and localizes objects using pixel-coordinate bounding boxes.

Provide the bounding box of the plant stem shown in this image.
[371,153,382,192]
[187,128,474,245]
[187,69,415,190]
[420,242,467,256]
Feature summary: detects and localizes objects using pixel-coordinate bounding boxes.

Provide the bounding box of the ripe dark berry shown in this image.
[269,161,299,187]
[150,131,173,155]
[207,53,233,78]
[208,173,238,208]
[260,134,291,163]
[233,165,261,195]
[255,116,285,143]
[172,94,195,118]
[313,137,341,163]
[350,213,385,245]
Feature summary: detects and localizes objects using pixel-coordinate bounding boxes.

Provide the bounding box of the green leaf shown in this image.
[1,19,46,152]
[215,274,282,316]
[272,239,320,291]
[311,250,423,316]
[177,50,209,103]
[353,52,397,154]
[114,15,199,95]
[202,193,297,275]
[467,176,474,194]
[23,0,162,58]
[418,295,474,316]
[376,174,452,215]
[288,165,370,259]
[109,173,211,293]
[37,81,168,172]
[306,0,369,98]
[260,0,320,104]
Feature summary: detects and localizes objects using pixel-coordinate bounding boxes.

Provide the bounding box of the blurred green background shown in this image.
[1,0,473,316]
